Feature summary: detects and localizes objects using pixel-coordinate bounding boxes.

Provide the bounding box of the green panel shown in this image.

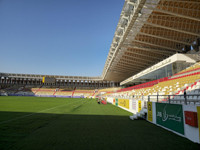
[156,103,184,135]
[115,98,118,106]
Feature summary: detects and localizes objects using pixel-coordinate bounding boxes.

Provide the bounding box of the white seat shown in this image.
[190,91,195,94]
[194,90,199,94]
[193,96,198,100]
[188,96,193,100]
[192,85,197,90]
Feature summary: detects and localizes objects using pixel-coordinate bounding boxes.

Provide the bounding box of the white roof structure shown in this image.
[0,72,102,81]
[102,0,200,82]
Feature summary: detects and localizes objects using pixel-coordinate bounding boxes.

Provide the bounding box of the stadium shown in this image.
[0,0,200,149]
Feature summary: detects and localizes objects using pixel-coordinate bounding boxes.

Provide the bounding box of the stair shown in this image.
[72,87,76,97]
[53,87,59,96]
[91,89,96,97]
[130,108,147,120]
[34,85,43,94]
[14,86,25,94]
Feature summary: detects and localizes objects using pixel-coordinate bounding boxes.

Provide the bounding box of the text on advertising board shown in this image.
[156,103,184,135]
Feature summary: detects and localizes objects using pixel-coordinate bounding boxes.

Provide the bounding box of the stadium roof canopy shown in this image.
[102,0,200,82]
[0,73,102,81]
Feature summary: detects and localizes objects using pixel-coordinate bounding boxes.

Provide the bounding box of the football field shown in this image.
[0,96,199,150]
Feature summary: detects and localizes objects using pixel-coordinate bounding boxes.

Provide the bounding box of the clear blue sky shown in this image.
[0,0,124,76]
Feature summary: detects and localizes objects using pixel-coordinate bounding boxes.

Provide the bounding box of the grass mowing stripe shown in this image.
[0,98,85,125]
[1,97,199,150]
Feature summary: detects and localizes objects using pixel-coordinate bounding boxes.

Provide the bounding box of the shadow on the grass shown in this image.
[0,111,199,150]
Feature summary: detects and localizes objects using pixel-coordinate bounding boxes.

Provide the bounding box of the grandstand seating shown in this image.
[94,87,121,97]
[36,90,55,96]
[4,85,21,93]
[72,89,93,97]
[54,91,73,96]
[1,85,120,97]
[98,87,121,92]
[1,85,37,96]
[2,62,200,104]
[109,62,200,105]
[174,62,200,76]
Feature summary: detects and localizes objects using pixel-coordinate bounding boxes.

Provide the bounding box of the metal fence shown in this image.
[148,94,200,105]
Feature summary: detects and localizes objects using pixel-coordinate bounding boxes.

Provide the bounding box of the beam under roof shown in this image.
[133,39,180,52]
[154,8,200,23]
[123,44,175,55]
[137,32,191,45]
[145,22,200,37]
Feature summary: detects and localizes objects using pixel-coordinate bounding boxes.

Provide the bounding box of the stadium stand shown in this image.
[175,62,200,76]
[98,87,121,92]
[73,89,93,97]
[36,89,55,96]
[108,62,200,103]
[54,91,73,96]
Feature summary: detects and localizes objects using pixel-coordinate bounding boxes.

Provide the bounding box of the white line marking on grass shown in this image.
[0,99,85,125]
[71,99,91,110]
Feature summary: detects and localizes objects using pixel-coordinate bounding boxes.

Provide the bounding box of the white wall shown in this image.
[147,102,200,144]
[118,105,134,113]
[107,97,137,114]
[107,97,113,104]
[183,104,200,143]
[152,102,156,124]
[129,99,138,114]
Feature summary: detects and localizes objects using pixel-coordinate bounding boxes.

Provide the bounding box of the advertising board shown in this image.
[197,106,200,142]
[115,98,118,106]
[118,99,129,109]
[147,102,153,122]
[156,103,184,135]
[138,100,142,112]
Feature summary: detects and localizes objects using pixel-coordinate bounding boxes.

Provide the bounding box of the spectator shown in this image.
[184,89,186,99]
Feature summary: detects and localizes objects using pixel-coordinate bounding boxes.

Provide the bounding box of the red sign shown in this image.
[101,100,107,105]
[184,111,198,127]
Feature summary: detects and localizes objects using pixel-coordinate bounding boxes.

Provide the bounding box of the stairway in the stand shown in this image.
[14,85,26,94]
[53,87,59,95]
[91,89,97,97]
[72,87,76,97]
[34,85,43,94]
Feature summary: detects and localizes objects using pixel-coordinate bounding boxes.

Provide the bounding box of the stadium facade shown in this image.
[0,73,118,88]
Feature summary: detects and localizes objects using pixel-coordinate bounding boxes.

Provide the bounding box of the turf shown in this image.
[0,96,199,150]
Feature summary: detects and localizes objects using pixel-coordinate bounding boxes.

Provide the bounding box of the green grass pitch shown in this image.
[0,96,199,150]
